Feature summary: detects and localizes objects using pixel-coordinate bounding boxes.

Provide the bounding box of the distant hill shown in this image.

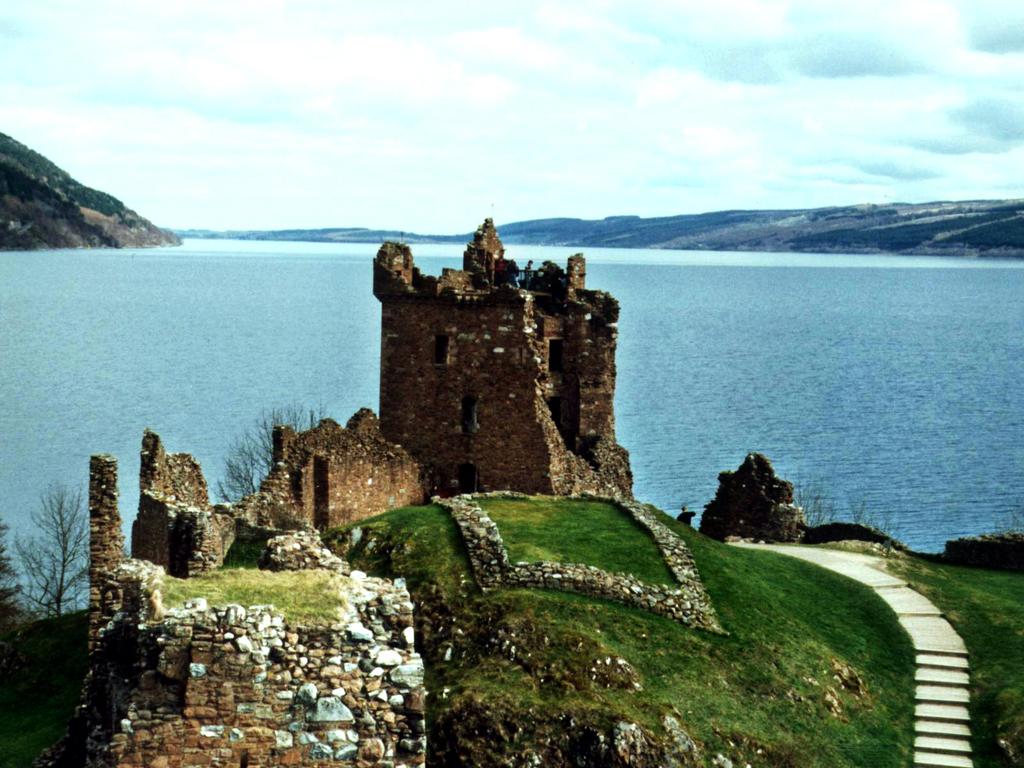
[178,199,1024,257]
[0,132,179,250]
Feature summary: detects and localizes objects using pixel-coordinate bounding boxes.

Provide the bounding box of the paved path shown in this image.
[733,543,974,768]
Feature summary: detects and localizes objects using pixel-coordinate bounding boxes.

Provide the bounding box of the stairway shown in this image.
[732,543,974,767]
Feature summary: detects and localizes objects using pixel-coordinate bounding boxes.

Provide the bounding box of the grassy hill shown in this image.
[0,132,180,250]
[178,199,1024,257]
[4,498,1021,766]
[327,499,917,767]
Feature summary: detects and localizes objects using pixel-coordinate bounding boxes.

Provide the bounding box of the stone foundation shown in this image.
[438,494,720,632]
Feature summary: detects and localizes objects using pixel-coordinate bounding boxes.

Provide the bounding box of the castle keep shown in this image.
[373,219,632,498]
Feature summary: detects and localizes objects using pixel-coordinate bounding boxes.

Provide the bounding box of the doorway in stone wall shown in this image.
[313,456,330,529]
[458,463,478,493]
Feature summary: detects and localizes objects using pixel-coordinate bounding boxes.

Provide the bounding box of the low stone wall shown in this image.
[944,532,1024,571]
[437,494,720,632]
[803,522,904,549]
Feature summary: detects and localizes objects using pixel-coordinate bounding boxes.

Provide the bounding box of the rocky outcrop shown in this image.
[699,453,806,542]
[944,532,1024,571]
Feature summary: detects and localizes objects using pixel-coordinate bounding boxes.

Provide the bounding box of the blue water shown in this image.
[1,239,1022,551]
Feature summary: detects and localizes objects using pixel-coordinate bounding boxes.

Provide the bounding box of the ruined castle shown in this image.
[374,218,632,498]
[39,220,637,767]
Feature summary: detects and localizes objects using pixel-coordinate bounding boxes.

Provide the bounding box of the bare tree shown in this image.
[16,484,88,618]
[218,404,326,502]
[0,517,20,630]
[793,479,836,528]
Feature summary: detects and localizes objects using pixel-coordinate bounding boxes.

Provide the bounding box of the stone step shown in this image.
[901,616,969,655]
[916,668,970,686]
[915,735,972,754]
[913,750,973,767]
[915,720,971,738]
[916,703,971,722]
[876,585,942,615]
[917,654,970,670]
[917,685,971,705]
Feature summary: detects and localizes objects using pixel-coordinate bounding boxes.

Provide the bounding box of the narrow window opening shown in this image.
[461,395,479,434]
[313,456,330,530]
[434,334,449,365]
[239,751,250,768]
[548,338,564,372]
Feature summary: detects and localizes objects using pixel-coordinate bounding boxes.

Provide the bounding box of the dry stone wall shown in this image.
[438,494,720,632]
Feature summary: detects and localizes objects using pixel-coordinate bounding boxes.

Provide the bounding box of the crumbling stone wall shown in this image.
[131,431,235,577]
[438,494,720,632]
[46,507,426,767]
[232,411,426,531]
[699,453,806,542]
[88,454,124,653]
[374,219,632,499]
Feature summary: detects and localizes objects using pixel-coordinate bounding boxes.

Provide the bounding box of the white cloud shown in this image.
[0,0,1021,230]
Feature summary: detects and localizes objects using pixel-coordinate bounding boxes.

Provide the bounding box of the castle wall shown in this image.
[378,292,562,494]
[233,413,426,531]
[131,431,235,577]
[56,526,425,767]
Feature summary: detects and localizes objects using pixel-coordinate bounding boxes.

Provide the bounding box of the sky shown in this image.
[1,0,1023,232]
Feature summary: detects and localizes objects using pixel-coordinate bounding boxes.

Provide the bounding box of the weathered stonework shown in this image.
[43,494,426,768]
[438,494,720,632]
[259,530,351,575]
[89,454,124,653]
[374,219,632,499]
[699,453,806,543]
[131,431,235,577]
[231,412,427,532]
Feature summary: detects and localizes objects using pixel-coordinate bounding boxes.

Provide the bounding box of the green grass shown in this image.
[892,556,1024,767]
[478,496,676,586]
[336,500,915,767]
[161,569,348,624]
[222,531,272,569]
[0,612,88,768]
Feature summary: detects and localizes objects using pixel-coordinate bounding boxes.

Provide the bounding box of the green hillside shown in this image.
[0,131,179,250]
[5,498,1022,766]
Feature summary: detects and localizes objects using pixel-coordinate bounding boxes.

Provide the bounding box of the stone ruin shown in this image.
[232,409,426,532]
[128,410,428,576]
[699,453,806,542]
[373,218,633,498]
[39,453,427,768]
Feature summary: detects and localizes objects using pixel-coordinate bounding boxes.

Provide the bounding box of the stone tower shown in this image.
[373,218,632,497]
